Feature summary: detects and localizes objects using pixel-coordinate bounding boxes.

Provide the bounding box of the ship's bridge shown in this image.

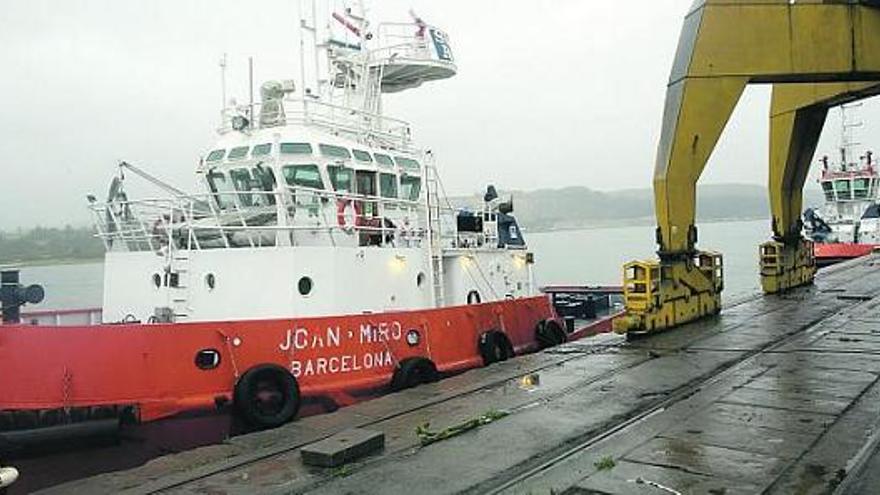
[89,125,434,253]
[819,165,879,203]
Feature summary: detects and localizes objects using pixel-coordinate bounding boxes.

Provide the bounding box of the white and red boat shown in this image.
[0,3,615,444]
[805,104,880,267]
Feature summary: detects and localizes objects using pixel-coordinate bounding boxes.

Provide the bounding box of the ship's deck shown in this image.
[40,254,880,495]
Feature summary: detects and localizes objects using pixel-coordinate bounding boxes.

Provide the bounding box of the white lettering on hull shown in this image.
[278,321,406,378]
[290,350,395,378]
[279,326,343,351]
[358,322,403,344]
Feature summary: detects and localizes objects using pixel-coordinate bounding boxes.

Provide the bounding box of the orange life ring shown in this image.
[337,199,363,229]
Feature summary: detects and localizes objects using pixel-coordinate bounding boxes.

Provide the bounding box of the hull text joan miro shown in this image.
[278,321,406,378]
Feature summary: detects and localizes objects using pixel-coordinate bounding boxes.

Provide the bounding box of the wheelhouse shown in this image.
[820,175,880,202]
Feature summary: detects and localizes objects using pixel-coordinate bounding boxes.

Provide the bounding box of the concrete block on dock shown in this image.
[301,428,385,468]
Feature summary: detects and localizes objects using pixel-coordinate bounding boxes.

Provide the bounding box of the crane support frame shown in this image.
[616,0,880,334]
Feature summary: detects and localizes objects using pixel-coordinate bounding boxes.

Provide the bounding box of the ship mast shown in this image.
[839,103,863,172]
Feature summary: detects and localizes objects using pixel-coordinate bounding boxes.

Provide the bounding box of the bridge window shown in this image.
[280,142,313,155]
[282,164,324,189]
[401,176,422,201]
[206,149,226,162]
[380,173,398,199]
[395,157,421,171]
[353,149,373,163]
[854,178,870,199]
[374,153,395,168]
[252,143,272,157]
[230,168,276,207]
[821,181,834,202]
[319,144,352,159]
[207,170,237,210]
[328,165,354,193]
[283,165,323,214]
[835,179,852,201]
[228,146,250,160]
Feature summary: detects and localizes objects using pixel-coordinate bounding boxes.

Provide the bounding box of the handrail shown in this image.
[219,97,417,151]
[89,183,448,252]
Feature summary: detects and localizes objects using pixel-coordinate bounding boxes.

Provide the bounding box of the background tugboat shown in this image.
[805,103,880,267]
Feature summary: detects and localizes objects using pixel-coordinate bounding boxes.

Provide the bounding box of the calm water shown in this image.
[19,262,104,310]
[16,219,771,310]
[529,218,770,302]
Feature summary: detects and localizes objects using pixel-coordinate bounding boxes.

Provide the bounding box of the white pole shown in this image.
[312,0,320,97]
[297,0,306,97]
[219,53,227,111]
[248,57,255,129]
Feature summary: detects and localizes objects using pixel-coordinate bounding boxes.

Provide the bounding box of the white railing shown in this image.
[219,98,415,152]
[18,307,103,327]
[90,185,441,253]
[375,22,439,61]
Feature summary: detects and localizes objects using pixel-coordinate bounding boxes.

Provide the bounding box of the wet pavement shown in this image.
[39,255,880,494]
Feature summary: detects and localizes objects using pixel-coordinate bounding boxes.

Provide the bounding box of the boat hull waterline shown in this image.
[815,243,877,267]
[0,297,559,430]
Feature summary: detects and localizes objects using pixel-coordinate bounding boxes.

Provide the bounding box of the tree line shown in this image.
[0,226,104,265]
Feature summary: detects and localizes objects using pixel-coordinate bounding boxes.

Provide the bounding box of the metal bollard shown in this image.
[1,269,45,324]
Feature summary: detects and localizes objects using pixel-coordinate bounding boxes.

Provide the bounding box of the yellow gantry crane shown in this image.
[615,0,880,335]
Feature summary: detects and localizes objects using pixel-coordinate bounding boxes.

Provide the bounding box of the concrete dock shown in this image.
[43,255,880,494]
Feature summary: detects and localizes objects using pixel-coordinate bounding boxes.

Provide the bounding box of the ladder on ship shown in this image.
[425,164,445,308]
[168,248,192,322]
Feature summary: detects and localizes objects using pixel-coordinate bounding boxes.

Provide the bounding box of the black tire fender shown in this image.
[234,364,301,430]
[536,319,566,349]
[546,319,567,345]
[479,330,514,365]
[391,357,439,392]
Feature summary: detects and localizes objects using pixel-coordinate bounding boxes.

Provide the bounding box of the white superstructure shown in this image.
[89,2,536,324]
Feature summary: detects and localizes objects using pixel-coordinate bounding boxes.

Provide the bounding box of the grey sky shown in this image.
[0,0,877,229]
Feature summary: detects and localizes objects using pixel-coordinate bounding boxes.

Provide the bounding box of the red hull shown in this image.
[814,243,877,267]
[0,297,592,426]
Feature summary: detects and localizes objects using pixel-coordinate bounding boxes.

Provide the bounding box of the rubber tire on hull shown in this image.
[391,358,439,392]
[479,331,515,366]
[234,364,301,430]
[536,320,566,349]
[547,320,567,344]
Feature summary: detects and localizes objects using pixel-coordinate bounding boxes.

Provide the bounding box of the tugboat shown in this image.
[0,3,609,444]
[805,104,880,267]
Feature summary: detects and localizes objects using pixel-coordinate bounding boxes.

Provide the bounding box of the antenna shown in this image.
[298,0,306,96]
[248,57,255,130]
[840,102,864,170]
[219,53,228,111]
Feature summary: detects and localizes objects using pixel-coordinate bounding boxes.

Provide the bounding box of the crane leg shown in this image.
[763,82,880,294]
[762,86,827,294]
[614,77,745,335]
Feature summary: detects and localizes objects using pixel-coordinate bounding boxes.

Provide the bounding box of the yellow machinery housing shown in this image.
[616,0,880,335]
[616,253,722,334]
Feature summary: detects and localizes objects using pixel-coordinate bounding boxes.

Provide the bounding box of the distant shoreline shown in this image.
[523,215,770,234]
[1,257,104,269]
[0,217,773,267]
